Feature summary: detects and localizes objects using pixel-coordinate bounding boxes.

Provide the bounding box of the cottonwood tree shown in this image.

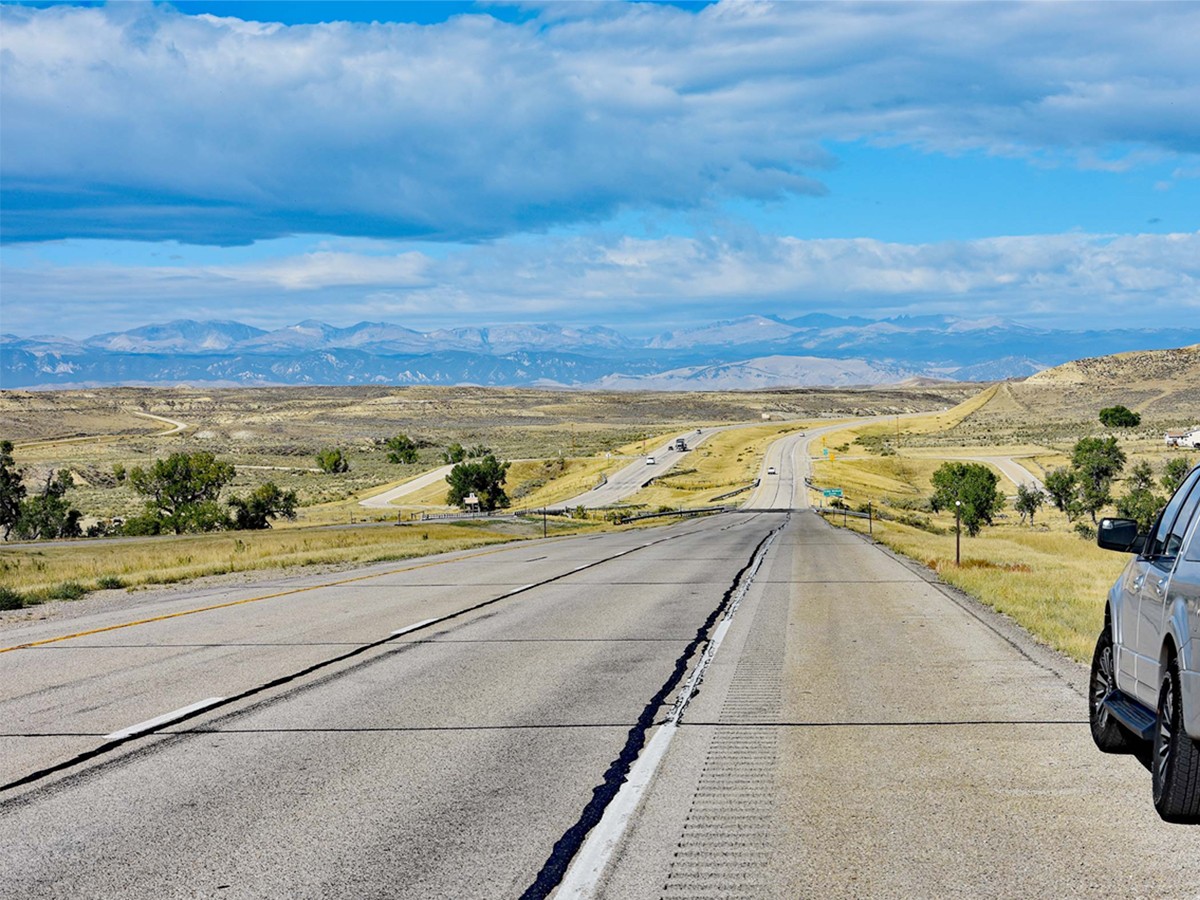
[1099,405,1141,428]
[1163,456,1193,495]
[128,451,236,534]
[1115,460,1163,531]
[385,434,419,464]
[316,448,350,473]
[929,461,1005,537]
[446,455,510,511]
[1043,467,1080,521]
[228,482,298,530]
[1014,483,1045,525]
[1071,436,1126,523]
[14,469,82,540]
[0,441,26,541]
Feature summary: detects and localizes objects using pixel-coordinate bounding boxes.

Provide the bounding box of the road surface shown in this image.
[558,427,728,509]
[3,438,1197,897]
[359,463,454,509]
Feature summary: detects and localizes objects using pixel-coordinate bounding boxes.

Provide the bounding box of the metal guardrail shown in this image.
[615,506,726,525]
[711,479,759,501]
[815,504,874,534]
[417,509,520,522]
[815,506,870,520]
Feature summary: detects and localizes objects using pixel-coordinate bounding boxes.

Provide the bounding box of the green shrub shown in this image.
[47,581,87,601]
[96,575,125,590]
[0,587,24,610]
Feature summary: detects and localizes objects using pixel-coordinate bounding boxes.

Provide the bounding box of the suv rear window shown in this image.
[1147,468,1200,559]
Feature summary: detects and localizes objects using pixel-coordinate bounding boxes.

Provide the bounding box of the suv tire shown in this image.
[1089,627,1133,753]
[1152,656,1200,823]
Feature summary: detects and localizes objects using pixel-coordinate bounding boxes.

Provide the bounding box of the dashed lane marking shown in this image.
[0,544,522,655]
[103,697,225,742]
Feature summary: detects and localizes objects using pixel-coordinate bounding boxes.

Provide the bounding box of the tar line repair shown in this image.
[522,516,787,900]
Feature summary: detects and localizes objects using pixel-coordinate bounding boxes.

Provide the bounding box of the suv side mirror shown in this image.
[1097,517,1145,554]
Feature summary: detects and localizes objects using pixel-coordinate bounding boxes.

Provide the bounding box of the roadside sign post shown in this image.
[868,501,872,535]
[543,506,547,539]
[955,500,962,566]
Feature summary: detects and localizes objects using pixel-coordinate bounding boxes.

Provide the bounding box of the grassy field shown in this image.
[802,368,1199,663]
[4,365,1196,655]
[2,384,972,524]
[830,512,1127,662]
[629,422,816,509]
[0,517,609,609]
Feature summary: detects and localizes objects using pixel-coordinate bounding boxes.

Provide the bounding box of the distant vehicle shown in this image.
[767,466,777,475]
[646,456,655,465]
[1091,462,1200,822]
[674,438,688,451]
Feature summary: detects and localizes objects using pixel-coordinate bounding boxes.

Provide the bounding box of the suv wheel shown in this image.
[1151,657,1200,823]
[1089,627,1132,753]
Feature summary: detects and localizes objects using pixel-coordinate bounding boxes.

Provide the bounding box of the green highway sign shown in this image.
[822,488,843,498]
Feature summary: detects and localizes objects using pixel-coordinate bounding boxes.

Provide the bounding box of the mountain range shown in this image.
[3,314,1196,391]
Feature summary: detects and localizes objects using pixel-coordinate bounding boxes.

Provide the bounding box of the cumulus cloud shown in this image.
[3,230,1195,336]
[2,1,1197,244]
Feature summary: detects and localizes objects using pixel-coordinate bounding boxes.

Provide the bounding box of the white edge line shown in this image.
[553,528,779,899]
[390,617,440,637]
[554,722,678,899]
[104,697,226,741]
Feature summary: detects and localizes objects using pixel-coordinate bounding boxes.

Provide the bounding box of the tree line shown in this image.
[1,433,515,540]
[929,438,1191,541]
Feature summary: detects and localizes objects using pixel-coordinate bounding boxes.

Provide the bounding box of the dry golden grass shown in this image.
[0,519,593,603]
[630,422,815,508]
[799,377,1200,662]
[2,384,972,523]
[508,457,620,509]
[833,514,1127,661]
[811,455,944,504]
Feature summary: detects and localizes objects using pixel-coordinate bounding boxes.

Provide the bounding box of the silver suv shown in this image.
[1092,463,1200,823]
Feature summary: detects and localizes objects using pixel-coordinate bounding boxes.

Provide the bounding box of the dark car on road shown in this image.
[1091,464,1200,822]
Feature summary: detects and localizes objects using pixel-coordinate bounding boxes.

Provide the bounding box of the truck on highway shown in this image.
[1091,463,1200,822]
[674,437,688,451]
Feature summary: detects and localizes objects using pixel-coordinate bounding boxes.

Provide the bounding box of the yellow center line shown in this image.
[0,544,520,654]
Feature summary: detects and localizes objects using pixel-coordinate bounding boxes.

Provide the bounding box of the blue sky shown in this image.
[1,0,1198,338]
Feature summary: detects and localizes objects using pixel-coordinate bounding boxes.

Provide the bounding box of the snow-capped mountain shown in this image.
[3,315,1196,390]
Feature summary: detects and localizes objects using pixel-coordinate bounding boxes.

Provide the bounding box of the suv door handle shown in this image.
[1133,574,1147,591]
[1153,577,1167,597]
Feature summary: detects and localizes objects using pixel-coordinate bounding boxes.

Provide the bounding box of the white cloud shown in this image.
[1,1,1197,243]
[3,230,1196,336]
[213,250,433,290]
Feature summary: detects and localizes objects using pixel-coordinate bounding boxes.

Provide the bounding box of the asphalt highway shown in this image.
[3,431,1198,898]
[559,427,727,510]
